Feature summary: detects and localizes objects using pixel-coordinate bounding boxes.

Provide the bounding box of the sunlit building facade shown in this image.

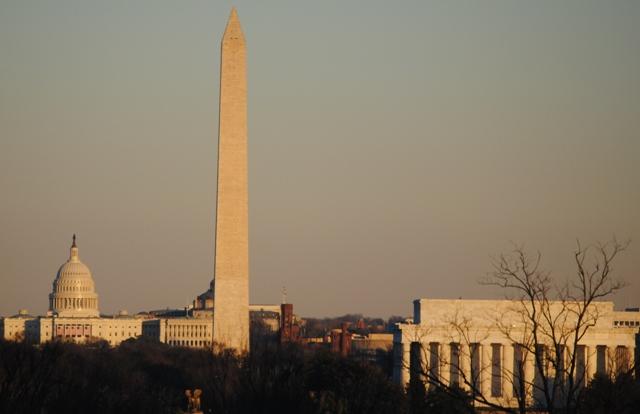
[1,236,282,349]
[393,298,640,408]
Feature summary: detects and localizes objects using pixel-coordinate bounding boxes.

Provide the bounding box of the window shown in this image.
[513,344,526,398]
[615,346,630,375]
[470,343,480,393]
[409,342,423,382]
[596,345,607,375]
[556,345,566,387]
[491,344,502,397]
[429,343,440,383]
[576,345,587,387]
[534,345,547,394]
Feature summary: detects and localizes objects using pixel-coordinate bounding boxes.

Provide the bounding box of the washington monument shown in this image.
[212,7,249,352]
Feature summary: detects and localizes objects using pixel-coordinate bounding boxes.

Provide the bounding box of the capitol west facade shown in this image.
[1,237,143,346]
[0,236,280,348]
[2,9,267,350]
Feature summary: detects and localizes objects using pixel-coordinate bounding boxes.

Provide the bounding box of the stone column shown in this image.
[523,348,535,405]
[547,346,556,383]
[565,345,575,386]
[441,343,450,386]
[586,345,596,384]
[605,346,613,376]
[403,342,411,385]
[480,343,491,398]
[460,343,472,391]
[393,341,411,387]
[503,343,514,400]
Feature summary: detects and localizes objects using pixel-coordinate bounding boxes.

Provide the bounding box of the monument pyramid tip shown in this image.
[223,6,244,39]
[229,7,239,21]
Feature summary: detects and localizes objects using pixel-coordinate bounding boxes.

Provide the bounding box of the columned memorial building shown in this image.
[393,299,640,407]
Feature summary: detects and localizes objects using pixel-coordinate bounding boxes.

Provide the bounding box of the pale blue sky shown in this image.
[1,0,639,317]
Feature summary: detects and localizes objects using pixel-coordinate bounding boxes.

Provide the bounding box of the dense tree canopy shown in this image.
[0,339,405,414]
[0,325,635,413]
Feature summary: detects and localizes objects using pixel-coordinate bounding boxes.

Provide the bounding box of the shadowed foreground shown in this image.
[0,338,637,414]
[0,339,404,414]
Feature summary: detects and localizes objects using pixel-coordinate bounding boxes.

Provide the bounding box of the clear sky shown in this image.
[1,0,639,318]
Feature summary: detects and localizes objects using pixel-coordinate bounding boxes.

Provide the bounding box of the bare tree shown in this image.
[401,238,629,414]
[484,239,628,413]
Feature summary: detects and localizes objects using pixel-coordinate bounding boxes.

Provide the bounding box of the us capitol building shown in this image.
[0,235,281,348]
[2,9,275,349]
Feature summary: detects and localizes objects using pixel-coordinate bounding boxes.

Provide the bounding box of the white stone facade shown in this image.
[0,310,39,342]
[142,318,213,348]
[212,7,250,353]
[41,315,142,346]
[1,313,143,347]
[393,299,639,408]
[140,305,281,349]
[1,307,282,349]
[49,236,99,318]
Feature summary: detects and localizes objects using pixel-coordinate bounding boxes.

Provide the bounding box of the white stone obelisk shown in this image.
[212,7,249,352]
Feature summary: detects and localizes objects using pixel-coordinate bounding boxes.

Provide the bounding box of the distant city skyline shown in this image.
[1,1,638,317]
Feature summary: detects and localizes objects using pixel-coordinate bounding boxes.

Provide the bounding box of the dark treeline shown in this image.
[1,338,638,414]
[0,338,404,414]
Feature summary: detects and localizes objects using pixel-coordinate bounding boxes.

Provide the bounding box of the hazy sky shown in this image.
[1,0,639,318]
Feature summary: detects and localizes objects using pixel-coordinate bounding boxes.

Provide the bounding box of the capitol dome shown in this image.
[49,235,100,317]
